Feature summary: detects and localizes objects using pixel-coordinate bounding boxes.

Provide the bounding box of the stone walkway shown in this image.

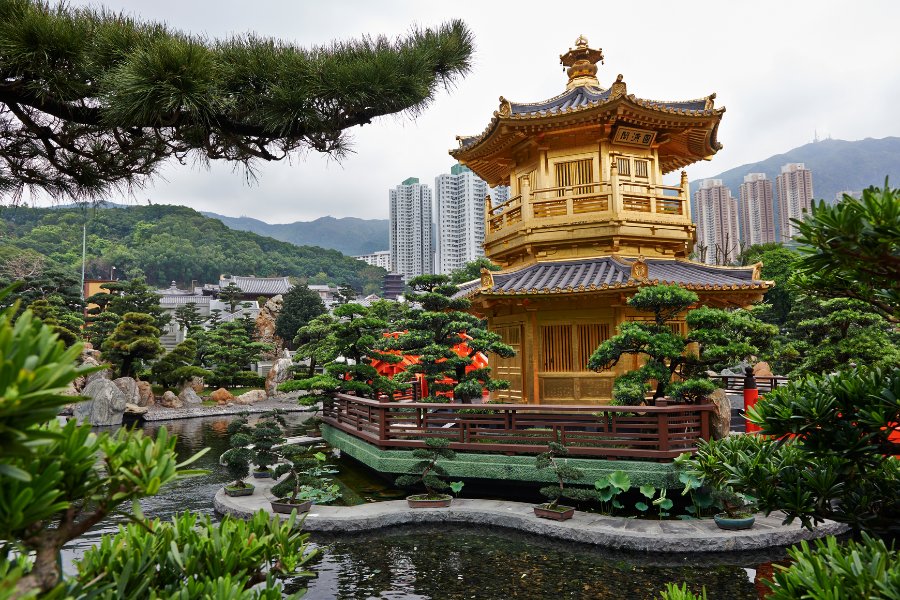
[214,478,847,553]
[141,398,318,421]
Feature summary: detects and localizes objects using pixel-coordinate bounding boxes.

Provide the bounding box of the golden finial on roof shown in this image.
[560,36,604,90]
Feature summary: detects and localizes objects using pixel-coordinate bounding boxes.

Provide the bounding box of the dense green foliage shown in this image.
[101,311,163,378]
[271,447,340,505]
[739,243,800,325]
[218,282,245,314]
[773,296,900,377]
[149,337,209,389]
[765,534,900,600]
[383,275,514,402]
[26,295,83,347]
[0,204,386,291]
[682,367,900,534]
[0,0,473,200]
[395,438,456,498]
[449,257,501,285]
[588,285,774,404]
[275,285,326,348]
[793,182,900,321]
[203,321,271,387]
[535,440,595,509]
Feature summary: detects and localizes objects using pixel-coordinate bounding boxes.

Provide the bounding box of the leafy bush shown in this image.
[658,583,707,600]
[208,370,265,389]
[271,447,340,505]
[535,440,596,509]
[765,534,900,600]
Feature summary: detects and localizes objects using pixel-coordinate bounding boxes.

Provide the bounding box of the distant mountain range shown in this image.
[690,137,900,202]
[201,213,388,257]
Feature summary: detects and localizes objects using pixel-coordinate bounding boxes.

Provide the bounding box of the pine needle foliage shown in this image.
[395,437,456,498]
[0,0,474,201]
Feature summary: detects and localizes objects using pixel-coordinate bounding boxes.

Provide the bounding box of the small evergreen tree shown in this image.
[395,438,456,499]
[150,338,211,389]
[204,321,271,387]
[275,285,327,348]
[27,294,84,347]
[292,314,338,378]
[84,310,121,349]
[101,312,164,378]
[218,282,244,313]
[206,308,223,328]
[220,414,254,489]
[535,439,595,509]
[384,274,514,403]
[173,301,204,332]
[86,278,170,330]
[250,411,286,476]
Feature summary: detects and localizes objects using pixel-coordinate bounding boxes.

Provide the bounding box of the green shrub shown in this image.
[208,370,265,389]
[658,583,707,600]
[395,438,456,498]
[765,534,900,600]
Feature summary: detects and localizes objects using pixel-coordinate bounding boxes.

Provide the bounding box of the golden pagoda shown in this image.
[451,37,772,405]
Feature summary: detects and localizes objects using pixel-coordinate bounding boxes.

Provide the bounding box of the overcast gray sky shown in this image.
[52,0,900,222]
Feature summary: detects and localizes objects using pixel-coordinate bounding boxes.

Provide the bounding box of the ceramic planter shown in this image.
[224,484,255,497]
[714,513,755,530]
[270,499,313,515]
[252,469,273,479]
[406,494,452,508]
[533,504,575,521]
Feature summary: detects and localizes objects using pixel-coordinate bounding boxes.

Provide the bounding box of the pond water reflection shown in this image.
[63,413,781,599]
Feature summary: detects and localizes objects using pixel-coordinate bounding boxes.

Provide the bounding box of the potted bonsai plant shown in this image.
[395,438,457,508]
[270,446,341,514]
[251,410,286,478]
[534,439,593,521]
[221,414,255,497]
[712,488,756,530]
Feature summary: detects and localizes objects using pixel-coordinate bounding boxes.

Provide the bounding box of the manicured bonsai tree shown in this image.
[220,414,254,494]
[534,439,595,515]
[271,446,340,508]
[250,410,286,477]
[395,438,457,503]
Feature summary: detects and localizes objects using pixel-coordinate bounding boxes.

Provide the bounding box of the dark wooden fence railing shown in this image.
[709,375,789,393]
[322,394,715,461]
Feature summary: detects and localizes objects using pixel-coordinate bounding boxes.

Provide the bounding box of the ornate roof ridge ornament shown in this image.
[560,35,604,90]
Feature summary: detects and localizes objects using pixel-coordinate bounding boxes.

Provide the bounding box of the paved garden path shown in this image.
[215,478,847,553]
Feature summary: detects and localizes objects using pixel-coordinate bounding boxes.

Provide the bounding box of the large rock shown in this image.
[73,379,127,426]
[124,403,149,416]
[265,358,294,397]
[210,388,234,405]
[160,390,183,409]
[235,389,267,405]
[753,361,774,377]
[189,376,205,393]
[255,295,283,359]
[79,356,112,389]
[113,377,140,405]
[708,388,732,440]
[137,381,155,407]
[179,386,203,405]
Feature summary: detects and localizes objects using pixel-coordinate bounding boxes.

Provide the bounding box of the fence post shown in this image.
[655,397,670,453]
[378,404,387,444]
[743,366,761,433]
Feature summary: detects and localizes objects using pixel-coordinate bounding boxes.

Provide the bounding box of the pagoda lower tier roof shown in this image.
[455,257,771,299]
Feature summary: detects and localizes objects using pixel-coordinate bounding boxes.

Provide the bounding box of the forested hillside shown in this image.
[202,213,389,256]
[0,204,385,292]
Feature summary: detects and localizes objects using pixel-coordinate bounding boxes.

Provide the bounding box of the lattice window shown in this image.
[555,159,593,197]
[635,159,649,178]
[616,157,631,176]
[541,325,573,372]
[577,323,610,370]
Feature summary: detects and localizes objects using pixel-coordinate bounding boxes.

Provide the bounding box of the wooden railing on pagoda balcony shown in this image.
[322,393,715,461]
[486,178,690,237]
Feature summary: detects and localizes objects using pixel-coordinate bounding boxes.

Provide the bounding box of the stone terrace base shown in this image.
[214,478,848,553]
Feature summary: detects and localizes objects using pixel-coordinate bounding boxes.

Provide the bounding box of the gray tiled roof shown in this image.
[159,295,211,307]
[455,257,770,298]
[220,276,292,296]
[509,85,613,117]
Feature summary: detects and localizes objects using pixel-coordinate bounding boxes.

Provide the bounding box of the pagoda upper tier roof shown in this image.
[451,75,724,177]
[455,257,770,299]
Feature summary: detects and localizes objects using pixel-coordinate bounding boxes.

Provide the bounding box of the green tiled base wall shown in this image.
[321,425,679,488]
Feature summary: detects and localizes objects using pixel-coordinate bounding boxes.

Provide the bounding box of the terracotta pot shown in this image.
[714,513,755,530]
[270,499,313,514]
[224,484,255,497]
[533,504,575,521]
[252,469,273,479]
[406,494,452,508]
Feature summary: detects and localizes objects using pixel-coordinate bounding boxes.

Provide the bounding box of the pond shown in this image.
[63,413,782,599]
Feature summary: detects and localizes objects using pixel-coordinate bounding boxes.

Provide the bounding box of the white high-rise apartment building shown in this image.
[389,177,434,280]
[353,250,391,270]
[739,173,775,246]
[776,163,814,242]
[694,179,741,265]
[434,164,497,275]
